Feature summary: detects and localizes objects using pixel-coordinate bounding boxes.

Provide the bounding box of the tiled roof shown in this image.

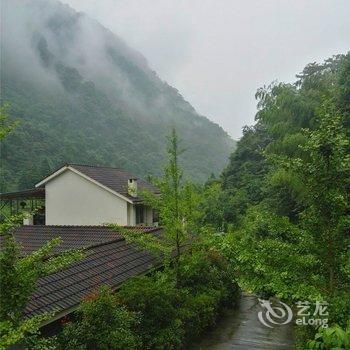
[0,188,45,200]
[2,225,161,319]
[68,164,159,202]
[7,225,157,255]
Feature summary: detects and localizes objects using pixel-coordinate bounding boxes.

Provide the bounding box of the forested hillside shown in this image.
[0,0,234,191]
[220,53,349,225]
[201,53,350,346]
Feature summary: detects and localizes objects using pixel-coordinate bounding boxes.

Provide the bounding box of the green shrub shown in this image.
[179,288,220,340]
[117,273,184,350]
[58,286,140,350]
[178,247,239,306]
[305,324,350,349]
[327,292,350,328]
[57,245,240,350]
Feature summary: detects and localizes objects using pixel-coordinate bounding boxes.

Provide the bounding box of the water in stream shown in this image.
[190,294,295,350]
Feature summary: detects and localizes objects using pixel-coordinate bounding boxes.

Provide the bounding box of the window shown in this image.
[135,205,144,225]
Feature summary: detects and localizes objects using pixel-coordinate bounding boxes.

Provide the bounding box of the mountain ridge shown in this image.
[0,0,235,191]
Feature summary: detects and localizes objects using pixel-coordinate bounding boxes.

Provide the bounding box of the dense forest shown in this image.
[1,52,349,348]
[201,52,350,347]
[0,0,234,192]
[204,53,350,230]
[0,1,349,348]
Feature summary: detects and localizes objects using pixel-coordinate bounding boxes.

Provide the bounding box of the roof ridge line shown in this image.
[83,236,125,251]
[42,226,161,252]
[68,163,124,171]
[36,235,125,260]
[81,226,162,251]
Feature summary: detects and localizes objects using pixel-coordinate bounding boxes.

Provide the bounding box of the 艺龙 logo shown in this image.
[258,299,293,328]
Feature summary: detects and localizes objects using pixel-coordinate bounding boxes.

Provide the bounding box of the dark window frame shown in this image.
[135,205,144,224]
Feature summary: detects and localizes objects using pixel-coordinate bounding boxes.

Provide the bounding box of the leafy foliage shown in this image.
[224,207,321,300]
[115,239,239,349]
[0,104,17,141]
[117,273,183,350]
[305,324,350,350]
[221,54,350,224]
[201,53,350,346]
[0,215,83,348]
[58,286,141,350]
[226,102,349,305]
[59,129,239,349]
[116,129,203,286]
[58,239,239,350]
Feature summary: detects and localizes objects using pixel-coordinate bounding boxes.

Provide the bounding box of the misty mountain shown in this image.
[0,0,234,191]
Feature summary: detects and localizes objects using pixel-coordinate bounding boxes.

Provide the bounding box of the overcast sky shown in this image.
[64,0,350,139]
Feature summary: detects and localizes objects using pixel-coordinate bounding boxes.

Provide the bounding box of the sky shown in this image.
[64,0,350,139]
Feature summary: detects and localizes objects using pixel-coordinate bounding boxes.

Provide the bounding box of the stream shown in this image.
[190,294,295,350]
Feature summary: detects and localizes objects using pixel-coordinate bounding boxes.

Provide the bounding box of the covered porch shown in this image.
[0,188,45,224]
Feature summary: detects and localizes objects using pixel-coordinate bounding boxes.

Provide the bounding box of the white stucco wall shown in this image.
[127,203,136,226]
[45,170,128,225]
[145,206,153,225]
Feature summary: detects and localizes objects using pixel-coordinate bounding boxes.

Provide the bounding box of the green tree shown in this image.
[117,273,183,349]
[220,54,349,226]
[0,215,83,348]
[224,101,350,328]
[285,103,350,295]
[0,104,17,141]
[221,123,271,225]
[117,129,201,286]
[0,110,82,348]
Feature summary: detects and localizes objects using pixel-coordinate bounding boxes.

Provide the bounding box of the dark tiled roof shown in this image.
[0,188,45,200]
[69,164,159,202]
[7,225,157,255]
[3,225,161,318]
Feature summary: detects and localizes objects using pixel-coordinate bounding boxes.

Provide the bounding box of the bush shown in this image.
[116,246,240,349]
[327,292,350,327]
[305,324,350,349]
[179,288,220,340]
[177,246,239,342]
[58,286,140,350]
[117,273,184,350]
[178,246,239,306]
[57,246,240,350]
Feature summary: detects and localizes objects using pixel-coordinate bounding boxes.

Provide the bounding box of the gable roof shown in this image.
[1,225,161,321]
[36,164,159,203]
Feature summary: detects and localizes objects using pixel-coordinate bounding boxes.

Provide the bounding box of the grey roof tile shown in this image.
[1,225,161,318]
[69,164,159,202]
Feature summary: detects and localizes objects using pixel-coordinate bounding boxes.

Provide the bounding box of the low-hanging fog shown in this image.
[64,0,350,138]
[1,0,237,186]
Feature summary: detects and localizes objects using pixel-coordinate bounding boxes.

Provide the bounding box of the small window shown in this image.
[136,205,144,225]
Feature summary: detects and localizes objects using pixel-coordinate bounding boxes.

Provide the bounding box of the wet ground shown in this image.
[190,294,295,350]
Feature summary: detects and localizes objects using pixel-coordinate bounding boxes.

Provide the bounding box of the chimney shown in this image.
[128,178,138,197]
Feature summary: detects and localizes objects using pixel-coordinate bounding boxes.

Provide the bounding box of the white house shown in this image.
[31,164,159,226]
